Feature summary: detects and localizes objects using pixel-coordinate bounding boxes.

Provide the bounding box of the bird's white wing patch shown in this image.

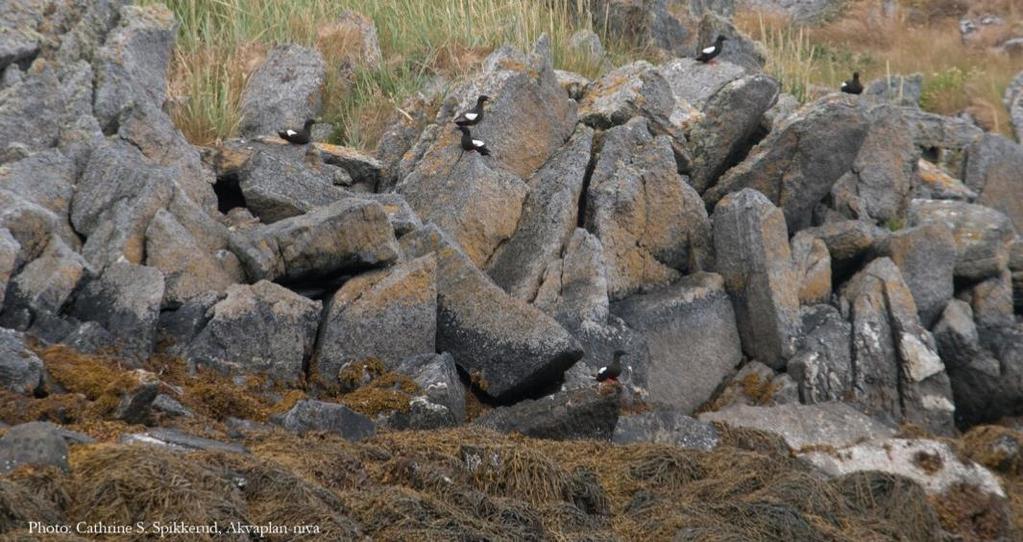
[464,112,478,120]
[841,82,848,89]
[286,130,297,136]
[702,46,716,54]
[597,366,607,374]
[472,139,485,147]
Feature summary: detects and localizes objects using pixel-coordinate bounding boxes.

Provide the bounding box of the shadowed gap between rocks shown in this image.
[212,172,246,214]
[576,129,604,228]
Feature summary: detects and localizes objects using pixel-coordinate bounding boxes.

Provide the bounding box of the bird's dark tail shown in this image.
[277,131,287,139]
[478,147,491,156]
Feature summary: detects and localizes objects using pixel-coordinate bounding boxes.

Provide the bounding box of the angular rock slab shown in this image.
[612,272,741,413]
[613,409,720,451]
[699,402,897,451]
[0,237,91,334]
[475,387,619,441]
[787,305,853,404]
[0,327,43,395]
[964,133,1023,231]
[871,223,956,327]
[314,255,437,389]
[186,281,321,385]
[238,44,326,138]
[790,232,831,305]
[705,95,869,232]
[712,189,801,369]
[396,352,466,424]
[401,225,582,400]
[0,60,61,161]
[237,149,347,223]
[145,208,237,307]
[0,421,70,474]
[584,117,711,300]
[533,228,611,331]
[908,199,1015,282]
[272,399,376,441]
[578,61,674,129]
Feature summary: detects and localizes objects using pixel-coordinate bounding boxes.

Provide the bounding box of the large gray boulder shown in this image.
[613,409,720,450]
[790,232,831,305]
[144,209,238,307]
[487,126,593,301]
[864,74,923,107]
[841,258,956,434]
[696,11,766,72]
[963,133,1023,231]
[186,281,321,385]
[314,255,437,390]
[0,149,76,222]
[400,225,582,400]
[584,117,711,300]
[712,189,801,368]
[0,327,42,395]
[788,305,853,404]
[475,387,619,441]
[233,198,400,283]
[687,74,780,193]
[0,60,61,162]
[589,0,692,57]
[871,223,956,327]
[659,57,746,111]
[578,61,674,130]
[238,44,326,138]
[705,96,869,232]
[237,149,346,223]
[908,199,1015,282]
[92,3,177,131]
[0,237,91,335]
[272,399,376,441]
[67,261,164,361]
[0,188,76,265]
[799,219,888,280]
[0,422,69,474]
[699,402,897,451]
[612,272,741,412]
[900,107,983,175]
[395,352,466,424]
[533,228,610,330]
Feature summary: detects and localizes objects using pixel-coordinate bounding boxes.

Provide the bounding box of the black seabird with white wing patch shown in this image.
[454,95,490,127]
[596,350,627,382]
[696,35,727,64]
[278,118,315,144]
[456,126,490,156]
[840,72,863,95]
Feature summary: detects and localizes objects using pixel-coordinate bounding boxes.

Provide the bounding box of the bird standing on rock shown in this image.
[696,35,727,64]
[456,125,490,156]
[278,118,315,144]
[596,350,627,383]
[454,95,490,126]
[841,72,863,95]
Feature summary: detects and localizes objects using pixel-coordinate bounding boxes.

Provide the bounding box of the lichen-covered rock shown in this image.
[533,228,610,330]
[0,228,18,311]
[272,399,376,441]
[314,255,437,389]
[788,305,853,403]
[92,4,177,131]
[475,387,619,441]
[659,57,746,111]
[0,149,76,221]
[0,237,91,334]
[186,281,321,385]
[0,188,76,265]
[578,61,674,129]
[612,272,741,413]
[963,133,1023,230]
[395,352,466,424]
[613,409,720,450]
[915,158,976,201]
[0,60,61,162]
[712,189,801,369]
[145,209,236,307]
[799,220,888,280]
[400,225,582,400]
[961,270,1015,329]
[238,44,325,138]
[908,199,1015,282]
[705,96,869,232]
[237,149,346,223]
[487,126,593,301]
[1006,70,1023,143]
[0,422,69,474]
[584,117,711,300]
[0,327,42,395]
[871,223,956,327]
[790,232,831,305]
[67,261,164,361]
[901,107,983,176]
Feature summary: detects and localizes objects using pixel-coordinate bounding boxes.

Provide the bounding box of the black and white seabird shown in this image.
[696,35,727,64]
[456,125,490,156]
[841,72,863,95]
[278,118,316,144]
[454,95,490,127]
[596,350,627,383]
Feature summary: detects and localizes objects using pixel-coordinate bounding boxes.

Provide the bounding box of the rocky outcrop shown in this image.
[790,232,831,305]
[0,422,70,474]
[273,399,376,441]
[871,223,956,327]
[699,402,896,450]
[475,387,619,441]
[0,327,43,395]
[908,199,1015,283]
[612,409,720,450]
[589,0,692,56]
[238,44,326,138]
[963,133,1023,230]
[788,305,853,404]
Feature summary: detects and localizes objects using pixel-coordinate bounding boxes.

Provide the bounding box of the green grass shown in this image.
[149,0,636,149]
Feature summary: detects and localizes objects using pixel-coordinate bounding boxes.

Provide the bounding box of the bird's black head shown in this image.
[478,95,491,104]
[303,118,317,128]
[852,72,860,80]
[716,35,728,42]
[454,125,469,133]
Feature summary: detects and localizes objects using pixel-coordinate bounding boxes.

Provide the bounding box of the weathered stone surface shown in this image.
[238,44,325,138]
[842,258,956,434]
[660,57,746,111]
[186,281,321,385]
[864,73,923,107]
[584,117,711,300]
[559,315,651,395]
[961,270,1015,329]
[145,209,236,307]
[0,149,76,220]
[788,304,853,404]
[688,74,779,192]
[237,150,345,223]
[613,409,720,450]
[112,369,160,424]
[0,422,69,474]
[802,438,1004,497]
[396,352,466,424]
[915,158,976,201]
[155,293,219,356]
[710,361,798,410]
[705,96,869,232]
[963,133,1023,230]
[314,255,437,388]
[578,61,674,129]
[712,189,801,368]
[699,402,896,451]
[272,399,376,441]
[0,187,77,266]
[1007,71,1023,143]
[800,220,887,279]
[0,237,90,333]
[315,142,383,189]
[790,232,831,305]
[590,0,691,56]
[908,199,1015,282]
[475,387,619,441]
[235,198,399,283]
[871,223,956,327]
[122,427,248,454]
[534,228,610,331]
[0,228,18,310]
[67,261,164,360]
[400,225,582,400]
[0,327,42,395]
[487,126,592,301]
[612,272,741,412]
[92,4,177,131]
[0,60,61,161]
[941,319,1023,426]
[901,107,983,175]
